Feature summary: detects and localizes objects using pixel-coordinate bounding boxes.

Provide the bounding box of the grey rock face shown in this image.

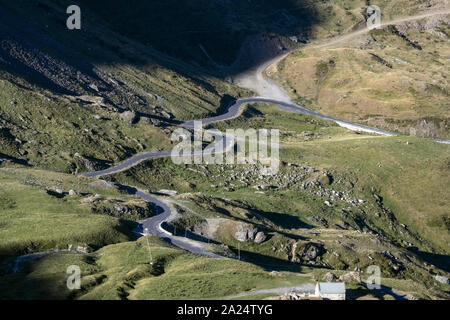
[120,110,137,124]
[434,275,449,284]
[324,272,337,282]
[306,245,319,260]
[339,271,361,283]
[234,224,265,243]
[254,231,267,244]
[235,228,248,242]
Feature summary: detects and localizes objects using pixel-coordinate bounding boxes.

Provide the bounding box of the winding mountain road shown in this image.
[121,185,221,258]
[79,10,450,259]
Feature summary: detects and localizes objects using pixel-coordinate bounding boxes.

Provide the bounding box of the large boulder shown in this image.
[68,189,78,196]
[319,174,333,186]
[247,227,258,241]
[120,110,137,124]
[324,272,337,282]
[434,275,449,284]
[254,231,267,244]
[53,187,63,194]
[234,226,248,242]
[305,245,319,260]
[234,224,261,243]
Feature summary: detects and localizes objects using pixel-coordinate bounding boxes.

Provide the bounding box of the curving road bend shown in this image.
[79,10,450,258]
[118,185,221,258]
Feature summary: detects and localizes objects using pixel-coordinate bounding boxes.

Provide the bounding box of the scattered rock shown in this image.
[418,82,428,93]
[140,116,151,125]
[324,272,337,282]
[77,95,105,106]
[89,83,99,92]
[234,224,260,243]
[310,216,328,228]
[434,275,449,284]
[339,271,361,283]
[305,245,319,260]
[161,110,173,119]
[53,187,63,194]
[68,189,78,196]
[120,110,137,124]
[89,180,114,189]
[319,174,333,186]
[157,189,178,196]
[76,245,88,253]
[254,231,267,244]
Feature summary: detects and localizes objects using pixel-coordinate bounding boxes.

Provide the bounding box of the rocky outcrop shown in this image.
[319,173,333,186]
[434,275,449,285]
[120,110,137,124]
[324,272,337,282]
[291,242,325,265]
[234,224,267,244]
[339,271,361,284]
[254,231,267,244]
[90,198,155,220]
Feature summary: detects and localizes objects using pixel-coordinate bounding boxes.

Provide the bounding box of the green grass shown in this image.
[0,237,314,300]
[283,135,450,253]
[0,168,139,259]
[103,101,450,299]
[0,252,102,300]
[108,102,450,255]
[0,0,250,173]
[270,17,450,139]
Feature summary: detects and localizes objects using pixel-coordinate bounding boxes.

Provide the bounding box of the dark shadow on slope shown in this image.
[208,204,307,241]
[228,247,326,272]
[0,154,30,166]
[75,0,320,69]
[408,247,450,273]
[252,210,313,230]
[0,0,321,87]
[346,285,409,300]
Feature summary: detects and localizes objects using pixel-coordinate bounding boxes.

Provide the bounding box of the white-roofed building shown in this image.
[315,282,346,300]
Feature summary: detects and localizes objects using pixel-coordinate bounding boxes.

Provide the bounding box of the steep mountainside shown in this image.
[0,0,449,300]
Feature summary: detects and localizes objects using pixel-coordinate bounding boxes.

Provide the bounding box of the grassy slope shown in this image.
[106,103,449,298]
[269,15,450,138]
[0,0,448,300]
[0,167,139,259]
[0,237,312,300]
[285,135,450,252]
[0,0,249,173]
[109,103,449,253]
[0,77,171,172]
